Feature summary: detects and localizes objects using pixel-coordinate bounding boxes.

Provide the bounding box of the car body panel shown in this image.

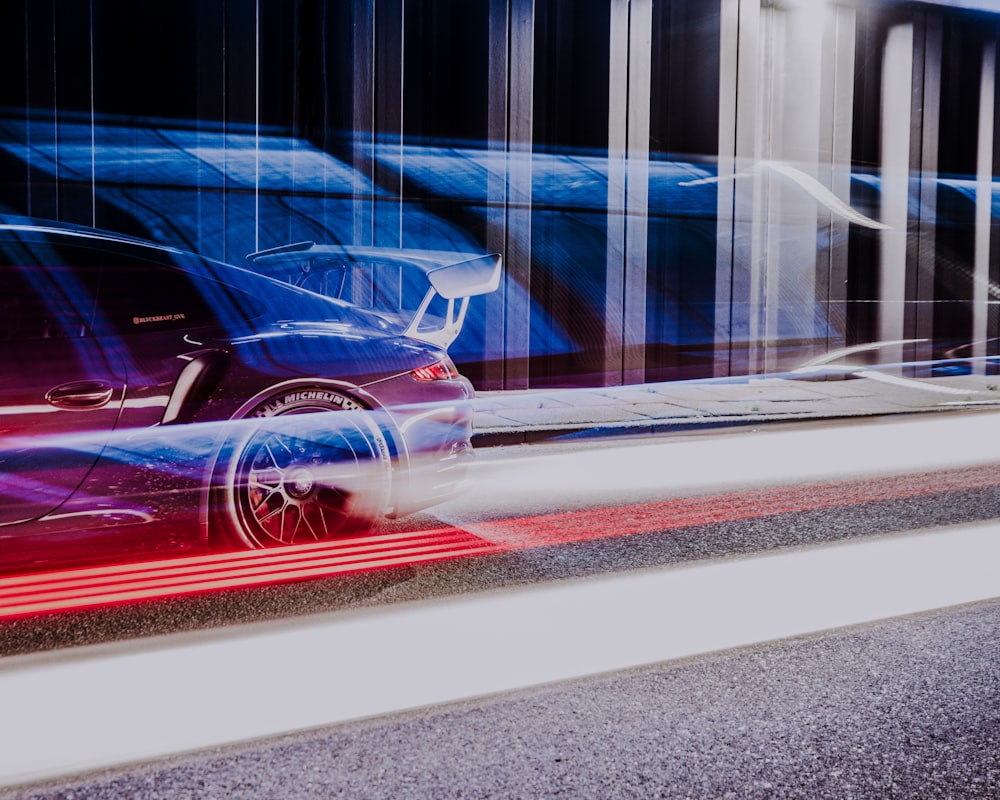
[0,338,126,524]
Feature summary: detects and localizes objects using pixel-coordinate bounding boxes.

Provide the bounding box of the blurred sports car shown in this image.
[0,219,500,573]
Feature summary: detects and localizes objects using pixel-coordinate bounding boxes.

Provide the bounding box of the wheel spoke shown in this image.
[256,498,287,525]
[300,502,325,540]
[283,504,304,543]
[267,436,296,468]
[250,467,282,490]
[249,487,280,515]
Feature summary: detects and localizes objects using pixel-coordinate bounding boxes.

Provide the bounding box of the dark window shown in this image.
[402,0,490,143]
[0,239,93,340]
[86,246,268,336]
[0,266,84,341]
[1,236,266,337]
[93,265,222,335]
[533,0,611,153]
[649,0,721,159]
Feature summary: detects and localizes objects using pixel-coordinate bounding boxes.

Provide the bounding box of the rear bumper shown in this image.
[386,399,475,517]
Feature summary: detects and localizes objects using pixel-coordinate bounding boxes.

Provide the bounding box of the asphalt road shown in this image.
[1,415,999,797]
[3,598,997,799]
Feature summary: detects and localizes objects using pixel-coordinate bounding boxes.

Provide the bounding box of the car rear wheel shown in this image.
[213,388,392,549]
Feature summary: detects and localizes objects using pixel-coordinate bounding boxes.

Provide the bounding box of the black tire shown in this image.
[213,388,392,549]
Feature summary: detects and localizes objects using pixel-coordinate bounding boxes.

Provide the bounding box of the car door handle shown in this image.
[45,381,116,410]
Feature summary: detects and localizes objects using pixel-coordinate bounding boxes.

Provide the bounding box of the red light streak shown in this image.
[473,467,998,548]
[1,466,996,620]
[0,529,496,619]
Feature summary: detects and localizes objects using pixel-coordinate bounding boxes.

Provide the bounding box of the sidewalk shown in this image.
[471,372,1000,446]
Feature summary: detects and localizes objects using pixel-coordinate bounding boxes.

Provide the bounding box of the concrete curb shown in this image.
[470,374,1000,446]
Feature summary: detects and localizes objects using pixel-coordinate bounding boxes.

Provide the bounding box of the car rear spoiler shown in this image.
[246,243,502,349]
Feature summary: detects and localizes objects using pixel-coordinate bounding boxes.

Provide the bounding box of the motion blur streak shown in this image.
[0,529,496,619]
[470,465,1000,547]
[3,465,997,619]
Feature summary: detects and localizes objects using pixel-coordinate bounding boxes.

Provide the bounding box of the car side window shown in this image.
[0,236,267,338]
[37,243,250,336]
[0,257,88,341]
[92,265,220,335]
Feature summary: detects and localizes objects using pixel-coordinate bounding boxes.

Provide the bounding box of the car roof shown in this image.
[0,216,193,257]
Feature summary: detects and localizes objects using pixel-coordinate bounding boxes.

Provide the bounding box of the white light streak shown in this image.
[457,411,1000,510]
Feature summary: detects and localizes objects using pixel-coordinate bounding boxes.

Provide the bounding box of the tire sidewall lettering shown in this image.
[251,389,364,418]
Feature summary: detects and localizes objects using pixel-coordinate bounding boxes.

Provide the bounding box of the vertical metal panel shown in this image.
[726,0,832,376]
[714,0,742,378]
[817,3,857,361]
[623,0,652,386]
[86,0,96,229]
[503,0,534,390]
[973,39,997,371]
[254,0,261,252]
[768,4,854,373]
[482,0,511,390]
[755,6,781,376]
[375,0,405,248]
[716,0,761,378]
[992,30,1000,374]
[912,11,942,369]
[194,2,226,257]
[605,0,651,387]
[878,23,914,360]
[734,0,761,376]
[605,0,629,386]
[222,3,259,263]
[352,0,375,248]
[759,1,838,375]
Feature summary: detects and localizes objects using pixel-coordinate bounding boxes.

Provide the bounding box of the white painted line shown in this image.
[2,521,1000,788]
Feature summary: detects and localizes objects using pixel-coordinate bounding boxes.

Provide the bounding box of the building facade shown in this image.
[2,0,998,388]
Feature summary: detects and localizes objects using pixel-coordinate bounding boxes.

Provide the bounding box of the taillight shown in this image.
[412,357,460,381]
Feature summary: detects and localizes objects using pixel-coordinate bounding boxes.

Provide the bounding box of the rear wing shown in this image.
[246,243,502,349]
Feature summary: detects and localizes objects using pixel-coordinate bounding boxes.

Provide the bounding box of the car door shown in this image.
[0,258,126,526]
